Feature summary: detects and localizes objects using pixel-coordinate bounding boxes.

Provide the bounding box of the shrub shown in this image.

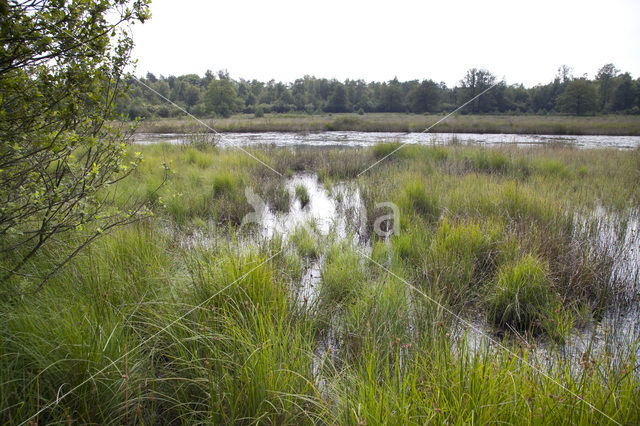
[254,105,265,118]
[304,103,315,115]
[486,255,557,333]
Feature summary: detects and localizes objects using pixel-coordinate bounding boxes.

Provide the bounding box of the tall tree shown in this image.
[407,79,441,113]
[596,63,619,111]
[204,78,241,117]
[378,78,404,112]
[556,78,598,115]
[611,73,636,112]
[557,65,573,84]
[325,83,349,112]
[459,68,497,113]
[0,0,153,290]
[183,83,201,109]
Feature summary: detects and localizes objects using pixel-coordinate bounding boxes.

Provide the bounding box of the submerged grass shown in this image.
[1,141,639,424]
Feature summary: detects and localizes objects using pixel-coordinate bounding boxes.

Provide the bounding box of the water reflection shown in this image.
[135,131,640,150]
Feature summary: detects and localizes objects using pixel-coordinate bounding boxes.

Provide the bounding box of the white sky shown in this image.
[130,0,640,87]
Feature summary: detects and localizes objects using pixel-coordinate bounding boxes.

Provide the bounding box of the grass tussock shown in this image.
[319,243,367,307]
[486,254,558,333]
[290,225,320,259]
[294,184,310,208]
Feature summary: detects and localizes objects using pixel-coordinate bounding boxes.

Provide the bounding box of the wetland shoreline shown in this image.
[130,113,640,136]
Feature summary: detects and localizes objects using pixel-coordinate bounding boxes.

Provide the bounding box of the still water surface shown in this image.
[135,131,640,150]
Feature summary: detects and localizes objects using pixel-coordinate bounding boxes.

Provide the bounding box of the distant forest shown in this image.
[117,64,640,120]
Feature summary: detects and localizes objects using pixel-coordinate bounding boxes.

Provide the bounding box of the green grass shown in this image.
[133,113,640,135]
[294,184,310,207]
[290,225,320,259]
[319,243,366,307]
[424,219,504,306]
[398,180,441,223]
[486,254,558,334]
[1,142,639,424]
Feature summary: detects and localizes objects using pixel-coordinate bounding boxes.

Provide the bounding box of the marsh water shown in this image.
[174,168,640,377]
[134,131,640,150]
[161,131,640,375]
[278,175,639,369]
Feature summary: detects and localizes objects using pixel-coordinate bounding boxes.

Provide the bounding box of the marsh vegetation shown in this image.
[2,141,639,424]
[135,113,640,136]
[4,1,640,424]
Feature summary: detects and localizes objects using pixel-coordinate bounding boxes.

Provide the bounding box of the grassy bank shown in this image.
[1,143,639,424]
[134,113,640,136]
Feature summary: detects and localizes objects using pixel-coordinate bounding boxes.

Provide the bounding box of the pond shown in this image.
[134,130,640,149]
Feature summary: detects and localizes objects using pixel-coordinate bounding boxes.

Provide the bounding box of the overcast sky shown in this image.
[130,0,640,87]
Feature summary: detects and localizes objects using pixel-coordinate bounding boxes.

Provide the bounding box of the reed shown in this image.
[2,141,639,424]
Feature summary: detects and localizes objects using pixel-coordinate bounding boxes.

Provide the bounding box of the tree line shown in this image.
[117,64,640,120]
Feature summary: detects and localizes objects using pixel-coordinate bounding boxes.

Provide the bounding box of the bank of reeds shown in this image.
[133,113,640,136]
